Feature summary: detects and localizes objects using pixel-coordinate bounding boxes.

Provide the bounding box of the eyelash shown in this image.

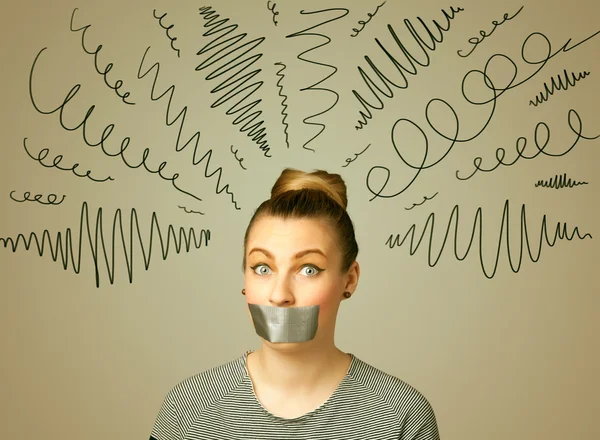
[250,263,324,277]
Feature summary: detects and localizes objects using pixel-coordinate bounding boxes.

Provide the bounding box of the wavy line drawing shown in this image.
[352,6,464,130]
[535,173,589,189]
[342,143,371,167]
[197,6,272,158]
[274,61,291,148]
[529,69,591,106]
[286,7,349,151]
[0,202,211,288]
[230,145,247,170]
[153,9,181,58]
[404,192,438,211]
[385,199,592,279]
[178,205,205,215]
[9,191,66,205]
[137,47,240,209]
[23,138,114,183]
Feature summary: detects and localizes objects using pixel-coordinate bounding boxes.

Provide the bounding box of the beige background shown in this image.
[1,0,598,438]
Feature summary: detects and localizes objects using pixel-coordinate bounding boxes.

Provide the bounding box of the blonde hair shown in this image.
[243,168,358,272]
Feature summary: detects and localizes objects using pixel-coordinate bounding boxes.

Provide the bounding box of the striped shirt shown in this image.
[149,350,440,440]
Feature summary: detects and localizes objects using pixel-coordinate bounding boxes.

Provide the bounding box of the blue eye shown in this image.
[251,264,272,276]
[299,265,322,277]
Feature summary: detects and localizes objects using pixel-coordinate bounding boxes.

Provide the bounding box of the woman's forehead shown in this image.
[247,216,338,255]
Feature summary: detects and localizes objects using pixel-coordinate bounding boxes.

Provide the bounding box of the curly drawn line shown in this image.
[267,1,279,26]
[10,191,66,205]
[178,205,205,215]
[230,145,247,170]
[70,9,135,105]
[23,138,114,183]
[529,69,591,107]
[365,30,600,202]
[29,47,204,205]
[0,202,211,288]
[386,199,592,279]
[153,9,181,58]
[404,192,438,210]
[342,143,371,167]
[351,2,386,37]
[286,7,350,152]
[456,109,599,181]
[535,173,588,189]
[197,6,272,158]
[274,62,291,148]
[137,47,240,209]
[352,6,464,130]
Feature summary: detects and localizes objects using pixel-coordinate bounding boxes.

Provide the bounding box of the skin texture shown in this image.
[243,215,360,418]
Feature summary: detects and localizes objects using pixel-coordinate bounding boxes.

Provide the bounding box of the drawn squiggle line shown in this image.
[153,9,181,58]
[535,173,588,189]
[404,192,438,210]
[10,191,66,205]
[197,6,272,158]
[342,143,371,167]
[137,47,240,209]
[274,62,290,148]
[267,1,279,26]
[230,145,247,170]
[529,69,590,106]
[386,199,591,279]
[0,202,211,288]
[352,6,464,130]
[286,7,349,151]
[178,205,205,215]
[23,138,114,183]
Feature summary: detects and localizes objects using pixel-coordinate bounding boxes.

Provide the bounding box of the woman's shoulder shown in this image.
[165,353,248,411]
[348,354,437,416]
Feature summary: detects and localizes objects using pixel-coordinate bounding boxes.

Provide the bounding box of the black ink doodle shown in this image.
[365,29,600,201]
[70,9,135,105]
[9,191,66,205]
[342,143,371,167]
[137,47,240,209]
[274,62,291,148]
[457,6,524,58]
[267,1,279,26]
[456,109,599,181]
[386,199,592,279]
[197,6,272,158]
[23,138,114,183]
[286,7,350,151]
[0,202,211,288]
[29,47,204,204]
[230,145,247,170]
[178,205,205,215]
[153,9,181,58]
[529,69,591,106]
[535,173,589,189]
[353,6,464,130]
[351,1,386,37]
[404,192,438,211]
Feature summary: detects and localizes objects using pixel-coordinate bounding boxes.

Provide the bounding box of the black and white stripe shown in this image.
[150,350,440,439]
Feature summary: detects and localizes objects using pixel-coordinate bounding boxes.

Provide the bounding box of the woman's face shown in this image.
[244,215,358,345]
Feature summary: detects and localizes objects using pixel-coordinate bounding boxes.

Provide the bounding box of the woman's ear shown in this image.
[344,261,360,294]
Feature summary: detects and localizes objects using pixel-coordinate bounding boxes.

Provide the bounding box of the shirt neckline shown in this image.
[241,349,357,424]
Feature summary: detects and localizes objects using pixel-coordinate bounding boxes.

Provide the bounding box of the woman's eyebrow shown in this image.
[294,249,327,260]
[248,248,273,258]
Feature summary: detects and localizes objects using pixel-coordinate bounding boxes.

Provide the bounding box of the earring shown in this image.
[343,291,352,298]
[242,289,246,295]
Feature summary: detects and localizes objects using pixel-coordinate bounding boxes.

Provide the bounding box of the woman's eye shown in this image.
[252,264,272,275]
[299,265,321,277]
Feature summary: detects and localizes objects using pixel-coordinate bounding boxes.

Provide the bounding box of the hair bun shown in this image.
[271,168,348,210]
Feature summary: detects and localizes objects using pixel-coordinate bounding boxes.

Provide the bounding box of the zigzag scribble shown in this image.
[286,7,349,151]
[274,61,291,148]
[0,202,211,287]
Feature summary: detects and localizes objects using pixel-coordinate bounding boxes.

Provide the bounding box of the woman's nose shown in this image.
[268,275,295,306]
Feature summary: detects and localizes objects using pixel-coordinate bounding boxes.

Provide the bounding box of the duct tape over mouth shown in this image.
[248,304,320,343]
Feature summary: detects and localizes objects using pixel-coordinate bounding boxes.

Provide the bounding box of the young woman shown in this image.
[149,169,440,439]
